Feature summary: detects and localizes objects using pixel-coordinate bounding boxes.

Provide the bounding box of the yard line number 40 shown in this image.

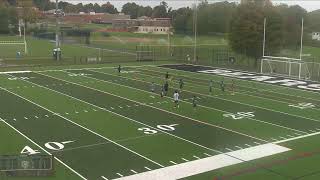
[21,141,74,155]
[138,124,178,134]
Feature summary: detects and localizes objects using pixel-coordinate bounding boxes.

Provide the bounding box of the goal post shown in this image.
[136,45,155,61]
[260,57,311,80]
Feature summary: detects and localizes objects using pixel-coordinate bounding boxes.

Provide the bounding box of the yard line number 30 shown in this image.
[138,124,178,134]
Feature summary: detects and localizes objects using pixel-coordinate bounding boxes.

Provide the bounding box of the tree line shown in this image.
[0,0,319,63]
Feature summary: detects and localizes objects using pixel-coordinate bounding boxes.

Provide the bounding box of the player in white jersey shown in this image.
[173,90,180,108]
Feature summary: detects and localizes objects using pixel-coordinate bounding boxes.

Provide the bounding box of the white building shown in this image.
[312,32,320,41]
[112,18,172,34]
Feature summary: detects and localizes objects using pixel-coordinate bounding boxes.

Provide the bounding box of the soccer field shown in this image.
[0,63,320,180]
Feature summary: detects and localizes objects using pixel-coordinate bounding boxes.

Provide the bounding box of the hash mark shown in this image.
[130,169,138,174]
[204,153,211,157]
[34,116,38,119]
[101,176,108,180]
[116,173,123,177]
[182,158,189,162]
[193,155,200,159]
[235,146,242,149]
[254,142,260,145]
[144,167,152,171]
[245,144,251,147]
[226,148,233,152]
[170,161,177,165]
[24,117,28,120]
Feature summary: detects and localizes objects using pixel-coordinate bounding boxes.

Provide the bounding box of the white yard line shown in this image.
[32,73,225,154]
[0,71,31,74]
[0,117,87,180]
[141,66,320,110]
[68,70,267,142]
[86,69,308,134]
[11,72,224,156]
[0,86,164,168]
[115,143,290,180]
[134,68,320,121]
[274,131,320,144]
[55,134,160,153]
[154,65,320,96]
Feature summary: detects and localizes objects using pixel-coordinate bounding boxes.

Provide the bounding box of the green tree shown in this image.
[122,2,140,18]
[229,3,265,66]
[101,2,118,14]
[152,1,168,18]
[264,5,283,56]
[0,7,10,33]
[278,5,307,49]
[171,7,193,33]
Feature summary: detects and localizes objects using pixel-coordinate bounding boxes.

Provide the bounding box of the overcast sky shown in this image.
[56,0,320,12]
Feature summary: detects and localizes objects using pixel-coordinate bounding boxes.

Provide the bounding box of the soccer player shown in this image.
[150,82,156,92]
[209,80,214,94]
[179,78,184,90]
[192,95,197,108]
[164,81,169,96]
[173,90,180,108]
[117,65,121,74]
[165,72,169,79]
[160,85,165,97]
[220,79,225,92]
[230,79,235,95]
[186,54,191,62]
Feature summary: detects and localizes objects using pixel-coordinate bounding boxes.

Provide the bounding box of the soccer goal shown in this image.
[260,18,310,80]
[136,45,156,61]
[261,57,311,80]
[0,40,28,55]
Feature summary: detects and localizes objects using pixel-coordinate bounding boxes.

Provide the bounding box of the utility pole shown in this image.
[193,0,197,63]
[55,0,60,61]
[299,18,304,61]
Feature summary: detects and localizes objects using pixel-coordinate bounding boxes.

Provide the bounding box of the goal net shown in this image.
[260,57,311,80]
[136,50,154,61]
[0,41,28,58]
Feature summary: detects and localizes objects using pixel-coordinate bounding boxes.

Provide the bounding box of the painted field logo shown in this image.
[289,103,315,109]
[68,73,91,77]
[223,112,255,120]
[21,160,30,169]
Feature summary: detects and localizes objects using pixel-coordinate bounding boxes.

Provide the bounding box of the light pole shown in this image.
[55,0,60,61]
[193,0,198,63]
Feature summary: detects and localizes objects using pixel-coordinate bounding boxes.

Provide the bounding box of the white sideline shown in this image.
[115,143,290,180]
[0,71,31,74]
